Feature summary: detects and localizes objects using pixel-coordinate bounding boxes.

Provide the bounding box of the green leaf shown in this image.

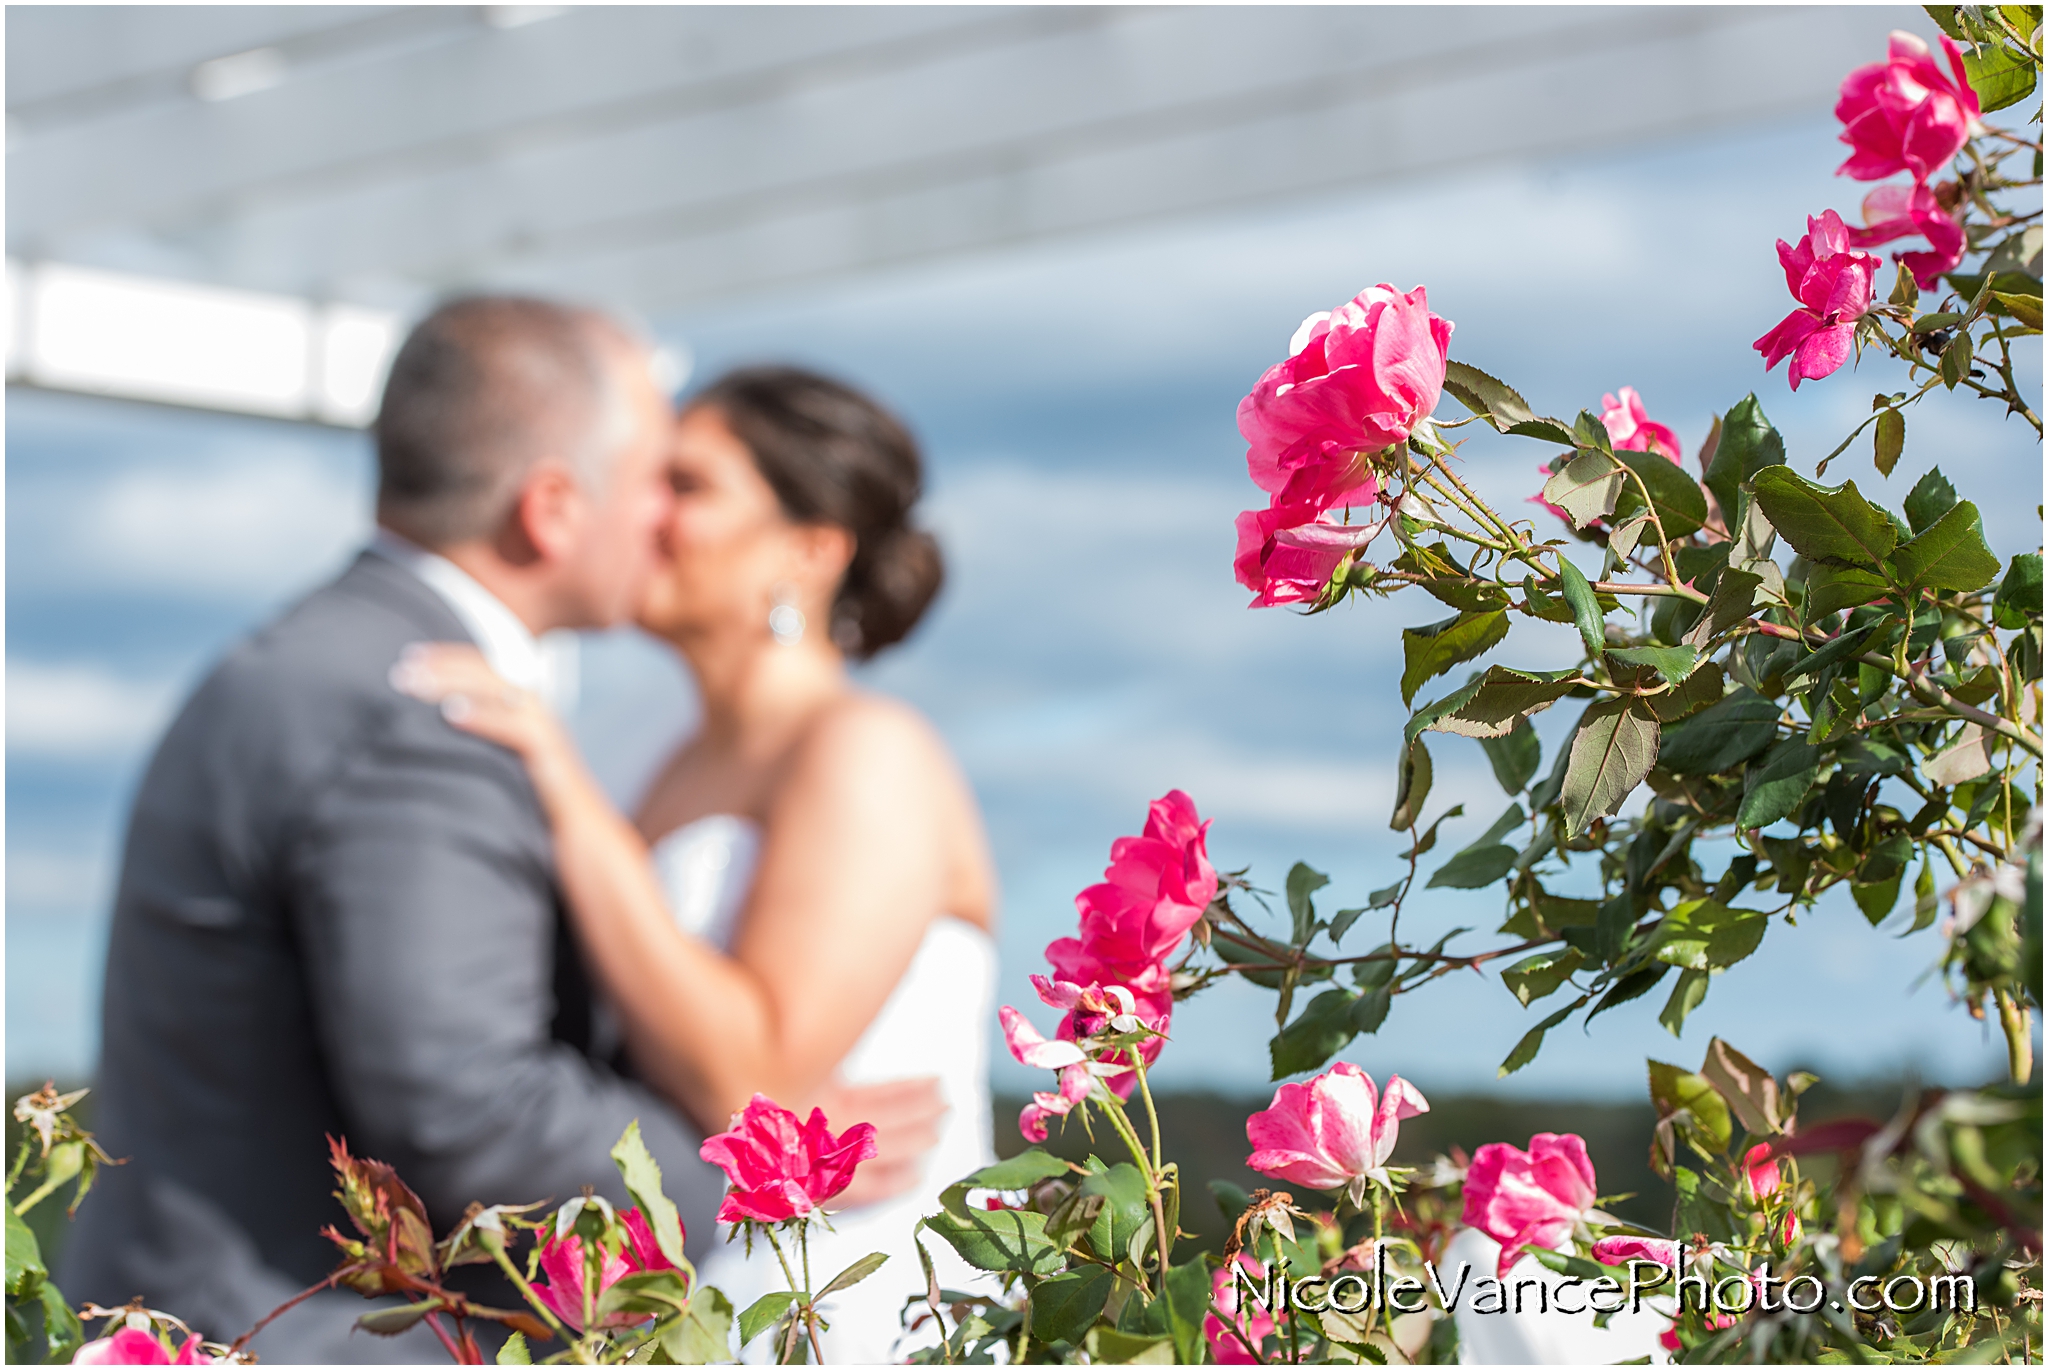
[1993,291,2044,329]
[923,1208,1065,1276]
[1089,1327,1177,1364]
[610,1120,688,1270]
[1611,450,1707,539]
[1506,417,1579,445]
[1351,983,1393,1036]
[1606,644,1699,685]
[1408,666,1579,742]
[1994,552,2043,628]
[1649,898,1769,971]
[1737,739,1821,830]
[1960,34,2039,112]
[1658,969,1711,1037]
[1400,610,1510,705]
[1559,698,1660,839]
[1390,737,1432,831]
[818,1251,889,1298]
[1704,394,1786,518]
[1902,466,1957,533]
[1030,1266,1114,1346]
[1163,1259,1213,1366]
[1480,718,1542,794]
[1887,500,2001,593]
[1498,995,1589,1077]
[597,1268,696,1322]
[663,1286,736,1365]
[1782,623,1882,689]
[1587,964,1671,1021]
[1441,360,1541,432]
[1427,844,1516,889]
[738,1291,798,1348]
[1649,661,1725,723]
[5,1205,45,1299]
[1285,863,1329,946]
[1270,989,1358,1079]
[1556,557,1606,659]
[1804,562,1889,618]
[1327,905,1367,945]
[1748,466,1897,566]
[1872,407,1905,476]
[1541,452,1625,530]
[1500,947,1585,1006]
[1648,1060,1733,1153]
[357,1300,441,1336]
[496,1331,532,1365]
[1656,687,1781,775]
[1682,569,1764,649]
[940,1150,1071,1219]
[1079,1162,1151,1264]
[1853,871,1904,925]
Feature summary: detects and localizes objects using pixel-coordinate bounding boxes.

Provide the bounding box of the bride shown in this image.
[397,365,998,1361]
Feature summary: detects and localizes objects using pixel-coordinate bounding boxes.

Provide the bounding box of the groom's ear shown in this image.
[500,458,585,568]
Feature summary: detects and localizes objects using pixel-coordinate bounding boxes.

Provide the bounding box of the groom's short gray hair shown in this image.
[373,295,639,547]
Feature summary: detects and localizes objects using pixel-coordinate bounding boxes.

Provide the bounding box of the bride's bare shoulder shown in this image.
[789,691,955,784]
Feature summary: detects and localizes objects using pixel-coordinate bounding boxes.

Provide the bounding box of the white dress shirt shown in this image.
[367,529,579,713]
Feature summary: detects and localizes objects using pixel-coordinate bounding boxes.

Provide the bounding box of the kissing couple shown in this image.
[65,296,1000,1363]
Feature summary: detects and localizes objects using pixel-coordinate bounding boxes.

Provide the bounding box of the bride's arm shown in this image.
[391,644,965,1133]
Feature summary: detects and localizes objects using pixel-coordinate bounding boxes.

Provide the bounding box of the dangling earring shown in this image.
[768,583,806,646]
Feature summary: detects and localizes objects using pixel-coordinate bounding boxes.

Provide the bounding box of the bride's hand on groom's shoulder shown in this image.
[389,642,589,814]
[814,1074,948,1212]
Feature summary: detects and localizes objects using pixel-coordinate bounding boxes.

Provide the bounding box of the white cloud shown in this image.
[7,660,182,758]
[72,455,371,598]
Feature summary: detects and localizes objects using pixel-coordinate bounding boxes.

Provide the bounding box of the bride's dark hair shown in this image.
[688,366,943,659]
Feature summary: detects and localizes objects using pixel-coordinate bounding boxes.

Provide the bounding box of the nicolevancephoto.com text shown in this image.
[1231,1245,1980,1322]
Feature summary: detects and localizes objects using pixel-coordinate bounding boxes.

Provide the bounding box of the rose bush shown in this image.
[12,11,2038,1366]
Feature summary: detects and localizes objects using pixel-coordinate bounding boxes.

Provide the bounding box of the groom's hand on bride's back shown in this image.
[815,1074,947,1210]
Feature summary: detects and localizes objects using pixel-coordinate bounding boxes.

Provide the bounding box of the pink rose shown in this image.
[1238,285,1453,511]
[1753,211,1881,390]
[1591,1234,1678,1269]
[1836,31,1983,183]
[1780,1211,1803,1246]
[1599,387,1683,465]
[1233,500,1390,608]
[74,1330,174,1365]
[1069,789,1218,970]
[1245,1063,1430,1207]
[528,1206,681,1331]
[1462,1132,1598,1277]
[1741,1142,1784,1202]
[1204,1254,1279,1363]
[1848,180,1966,288]
[699,1095,878,1224]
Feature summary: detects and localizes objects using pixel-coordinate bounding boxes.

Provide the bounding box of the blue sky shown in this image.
[8,108,2040,1103]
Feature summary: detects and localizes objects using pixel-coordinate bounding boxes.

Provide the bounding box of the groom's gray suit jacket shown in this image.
[62,551,718,1360]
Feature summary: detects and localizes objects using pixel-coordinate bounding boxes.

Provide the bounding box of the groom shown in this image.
[63,297,942,1360]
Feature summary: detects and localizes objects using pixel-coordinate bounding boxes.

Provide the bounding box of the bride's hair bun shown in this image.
[690,366,943,659]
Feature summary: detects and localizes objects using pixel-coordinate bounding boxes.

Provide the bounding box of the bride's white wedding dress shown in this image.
[651,815,998,1363]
